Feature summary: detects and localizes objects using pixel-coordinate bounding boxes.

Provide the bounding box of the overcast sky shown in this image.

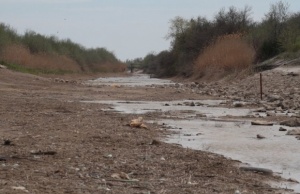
[0,0,299,61]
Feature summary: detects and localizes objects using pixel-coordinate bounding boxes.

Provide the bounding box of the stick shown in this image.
[260,73,263,100]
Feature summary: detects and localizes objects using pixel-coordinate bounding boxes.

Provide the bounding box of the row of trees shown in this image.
[0,24,125,73]
[131,1,300,77]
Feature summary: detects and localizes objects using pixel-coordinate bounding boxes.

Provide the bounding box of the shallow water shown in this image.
[82,100,252,117]
[85,73,174,86]
[82,99,300,192]
[162,119,300,192]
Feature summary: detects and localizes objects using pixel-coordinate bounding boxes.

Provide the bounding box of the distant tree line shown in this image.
[130,1,300,78]
[0,24,125,73]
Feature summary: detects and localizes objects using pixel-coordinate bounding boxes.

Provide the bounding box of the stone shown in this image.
[280,119,300,127]
[279,127,287,131]
[251,120,274,126]
[234,102,244,107]
[266,111,276,117]
[257,134,266,139]
[287,72,299,77]
[286,129,300,135]
[254,107,267,113]
[267,94,282,102]
[0,64,7,69]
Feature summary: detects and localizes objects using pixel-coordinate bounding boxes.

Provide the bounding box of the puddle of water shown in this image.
[82,99,300,192]
[85,74,175,86]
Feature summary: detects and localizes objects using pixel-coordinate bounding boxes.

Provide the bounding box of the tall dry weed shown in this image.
[194,34,255,79]
[0,44,81,72]
[92,62,127,73]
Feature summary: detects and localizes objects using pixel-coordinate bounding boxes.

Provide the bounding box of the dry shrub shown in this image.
[92,62,127,73]
[0,44,82,72]
[194,34,255,79]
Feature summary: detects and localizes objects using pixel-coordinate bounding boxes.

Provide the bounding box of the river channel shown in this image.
[84,73,300,193]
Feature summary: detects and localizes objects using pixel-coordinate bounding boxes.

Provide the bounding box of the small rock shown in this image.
[234,190,241,194]
[263,104,275,111]
[111,172,130,180]
[267,94,282,102]
[130,117,143,128]
[0,64,7,69]
[266,111,276,117]
[196,113,206,117]
[287,72,299,77]
[280,119,300,127]
[279,127,287,131]
[195,102,204,106]
[3,139,12,146]
[11,186,29,193]
[150,139,160,145]
[257,134,266,139]
[234,102,243,107]
[254,107,267,113]
[286,129,300,135]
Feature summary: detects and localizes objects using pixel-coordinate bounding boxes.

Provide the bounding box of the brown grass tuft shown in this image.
[194,34,255,80]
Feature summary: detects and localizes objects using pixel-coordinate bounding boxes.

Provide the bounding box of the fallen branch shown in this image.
[30,151,57,155]
[106,179,139,183]
[239,167,273,175]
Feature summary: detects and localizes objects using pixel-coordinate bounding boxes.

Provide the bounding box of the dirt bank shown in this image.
[0,68,294,193]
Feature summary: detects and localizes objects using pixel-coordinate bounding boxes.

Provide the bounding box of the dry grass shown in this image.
[89,62,127,73]
[194,34,255,80]
[0,44,126,73]
[0,44,81,72]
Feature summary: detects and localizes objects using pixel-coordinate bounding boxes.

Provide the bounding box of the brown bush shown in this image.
[194,34,255,79]
[92,62,127,73]
[0,44,81,72]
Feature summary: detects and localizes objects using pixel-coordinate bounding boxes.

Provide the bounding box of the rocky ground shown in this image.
[172,66,300,121]
[0,65,299,194]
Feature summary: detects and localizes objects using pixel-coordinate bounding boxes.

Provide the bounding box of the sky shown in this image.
[0,0,299,61]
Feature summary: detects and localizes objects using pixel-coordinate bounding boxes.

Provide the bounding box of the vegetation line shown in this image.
[0,25,126,74]
[128,1,300,79]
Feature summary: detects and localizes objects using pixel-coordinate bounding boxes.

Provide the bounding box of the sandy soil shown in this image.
[0,68,295,194]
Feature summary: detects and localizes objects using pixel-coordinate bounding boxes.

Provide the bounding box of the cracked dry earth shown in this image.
[0,68,295,194]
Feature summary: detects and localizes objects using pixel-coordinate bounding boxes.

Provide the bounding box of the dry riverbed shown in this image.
[0,67,299,193]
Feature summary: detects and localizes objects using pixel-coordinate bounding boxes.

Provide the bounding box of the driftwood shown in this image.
[30,151,57,155]
[239,166,273,175]
[251,121,274,126]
